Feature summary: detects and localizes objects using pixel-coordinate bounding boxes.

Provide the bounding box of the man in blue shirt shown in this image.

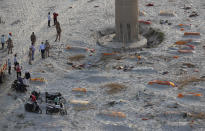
[39,42,45,59]
[1,35,5,49]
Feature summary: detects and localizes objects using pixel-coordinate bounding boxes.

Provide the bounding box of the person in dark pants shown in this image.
[39,42,45,59]
[30,43,35,61]
[8,58,11,74]
[30,32,36,45]
[45,40,50,57]
[25,71,31,80]
[16,63,22,78]
[1,35,5,49]
[55,21,62,42]
[14,54,18,70]
[48,12,51,27]
[53,12,58,25]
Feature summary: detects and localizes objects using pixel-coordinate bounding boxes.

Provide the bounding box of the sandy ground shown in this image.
[0,0,205,130]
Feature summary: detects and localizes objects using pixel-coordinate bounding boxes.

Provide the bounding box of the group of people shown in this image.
[1,33,13,54]
[28,32,50,65]
[1,11,62,87]
[48,12,62,42]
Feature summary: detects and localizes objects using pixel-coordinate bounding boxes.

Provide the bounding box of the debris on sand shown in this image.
[189,11,199,17]
[146,3,154,6]
[73,105,95,111]
[177,76,205,89]
[182,63,195,68]
[102,83,127,94]
[188,112,205,119]
[139,20,152,25]
[69,54,86,61]
[16,113,25,119]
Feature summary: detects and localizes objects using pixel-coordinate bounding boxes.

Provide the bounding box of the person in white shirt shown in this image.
[39,42,45,59]
[48,12,51,27]
[8,33,12,40]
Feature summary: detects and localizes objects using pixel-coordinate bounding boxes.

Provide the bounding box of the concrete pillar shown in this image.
[115,0,139,43]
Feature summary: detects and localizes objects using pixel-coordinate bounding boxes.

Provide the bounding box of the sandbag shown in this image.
[178,93,202,98]
[159,10,176,16]
[72,88,87,92]
[148,80,176,87]
[70,100,89,105]
[184,32,200,36]
[30,78,46,82]
[175,40,192,45]
[178,50,193,53]
[101,110,126,118]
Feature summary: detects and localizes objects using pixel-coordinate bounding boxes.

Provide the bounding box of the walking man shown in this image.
[30,32,36,45]
[1,35,5,49]
[55,21,61,42]
[45,40,50,57]
[30,43,35,60]
[48,12,51,27]
[8,58,11,74]
[39,42,45,59]
[28,47,32,65]
[14,54,18,70]
[7,38,13,54]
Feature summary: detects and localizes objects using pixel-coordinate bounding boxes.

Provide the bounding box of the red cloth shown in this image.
[16,65,21,72]
[53,13,58,19]
[31,94,36,102]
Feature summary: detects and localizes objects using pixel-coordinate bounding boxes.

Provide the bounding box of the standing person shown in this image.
[8,58,11,75]
[14,54,18,70]
[25,71,31,80]
[39,42,45,59]
[7,38,13,54]
[28,47,32,65]
[16,63,22,78]
[45,40,50,57]
[8,32,12,39]
[1,35,5,49]
[30,32,36,45]
[48,12,51,27]
[30,43,35,60]
[24,71,31,85]
[53,12,58,25]
[30,94,37,111]
[55,21,61,42]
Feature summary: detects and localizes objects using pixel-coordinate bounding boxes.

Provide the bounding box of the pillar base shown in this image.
[98,34,147,51]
